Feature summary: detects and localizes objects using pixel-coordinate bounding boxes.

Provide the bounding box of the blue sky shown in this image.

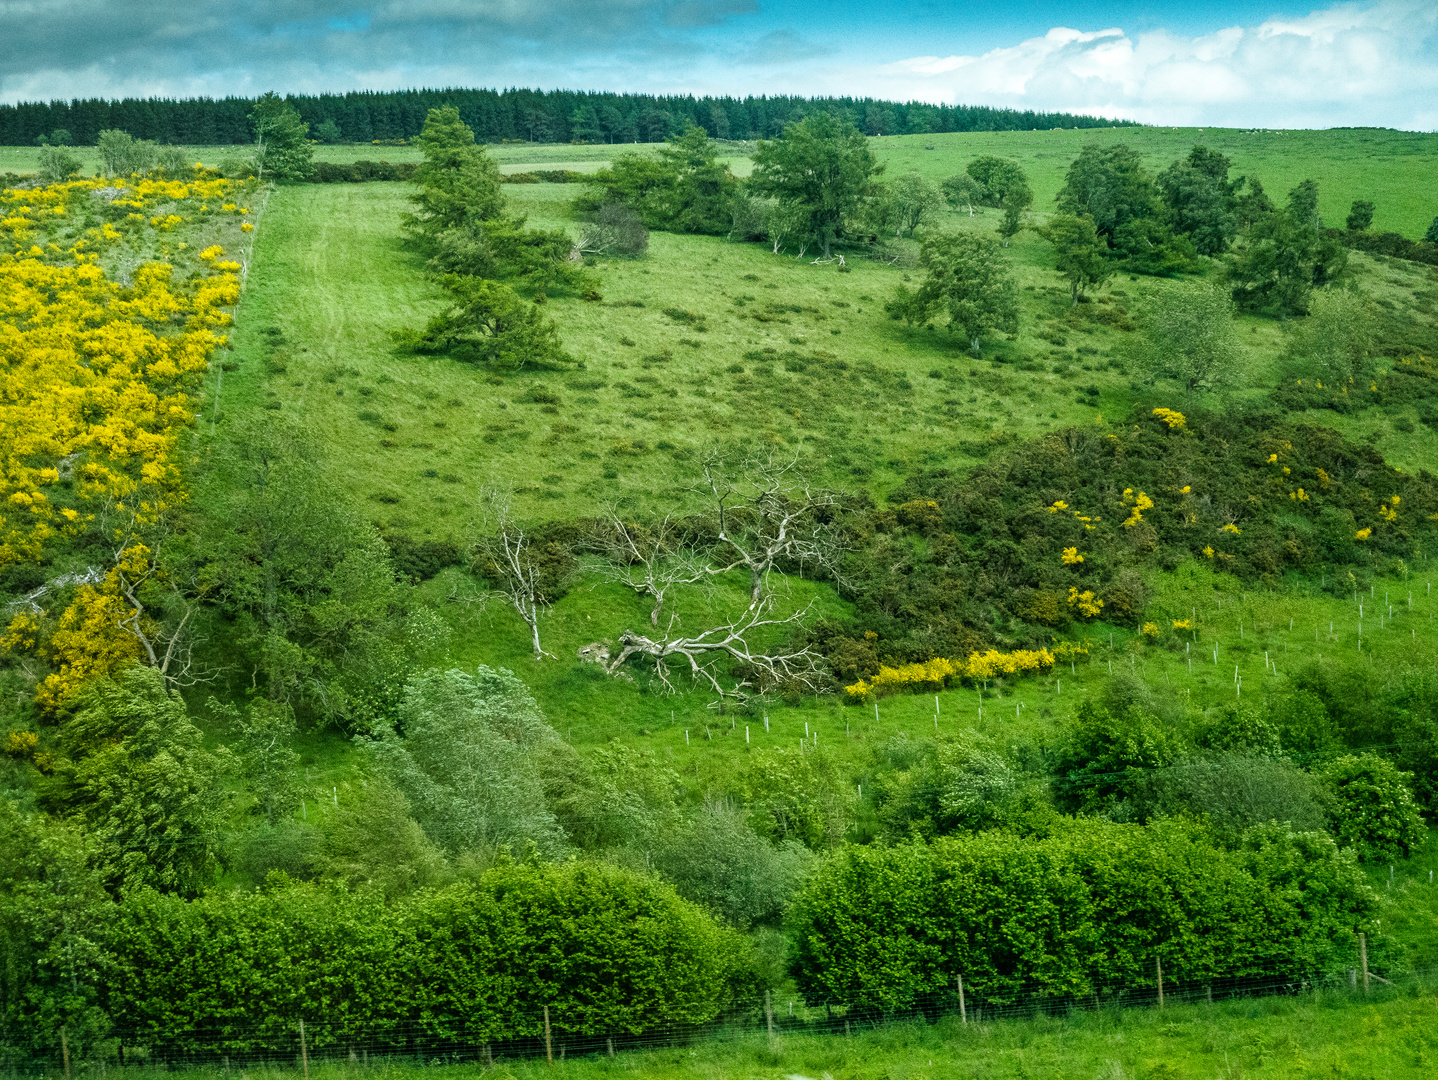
[2,1,1435,129]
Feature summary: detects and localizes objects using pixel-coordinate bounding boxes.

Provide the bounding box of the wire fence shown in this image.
[15,941,1433,1075]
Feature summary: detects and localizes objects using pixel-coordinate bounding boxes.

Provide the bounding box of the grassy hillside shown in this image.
[6,126,1436,234]
[201,147,1438,920]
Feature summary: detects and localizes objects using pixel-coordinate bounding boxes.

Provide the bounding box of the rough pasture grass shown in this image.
[874,126,1438,239]
[211,174,1438,799]
[86,986,1438,1079]
[218,180,1268,534]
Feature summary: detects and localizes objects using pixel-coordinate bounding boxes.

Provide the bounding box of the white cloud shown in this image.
[872,0,1438,129]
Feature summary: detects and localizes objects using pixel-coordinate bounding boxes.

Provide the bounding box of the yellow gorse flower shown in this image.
[1061,547,1083,564]
[1151,407,1186,429]
[844,647,1056,701]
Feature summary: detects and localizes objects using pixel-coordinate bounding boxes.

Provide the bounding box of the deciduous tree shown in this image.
[749,113,879,259]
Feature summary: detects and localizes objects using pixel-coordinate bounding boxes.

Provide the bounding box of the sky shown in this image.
[1,0,1436,129]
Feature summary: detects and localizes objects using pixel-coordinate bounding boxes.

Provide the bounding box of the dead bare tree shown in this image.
[700,451,847,603]
[588,509,707,626]
[473,491,556,658]
[604,594,826,700]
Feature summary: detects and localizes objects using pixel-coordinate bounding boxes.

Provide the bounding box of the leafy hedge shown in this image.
[787,820,1372,1012]
[102,860,740,1056]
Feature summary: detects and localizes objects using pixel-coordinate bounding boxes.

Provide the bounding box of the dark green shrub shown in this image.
[1319,753,1426,861]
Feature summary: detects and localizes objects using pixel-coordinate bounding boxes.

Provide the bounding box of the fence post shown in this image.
[765,990,774,1037]
[61,1026,70,1080]
[957,973,967,1024]
[1359,933,1369,994]
[1156,957,1164,1009]
[299,1019,309,1080]
[544,1005,553,1064]
[607,1036,614,1057]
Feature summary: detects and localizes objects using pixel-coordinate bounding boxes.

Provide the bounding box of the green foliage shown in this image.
[1275,287,1376,385]
[397,275,574,370]
[731,747,855,851]
[96,129,157,177]
[314,118,344,144]
[0,801,112,1057]
[315,779,449,899]
[190,420,413,728]
[787,819,1373,1010]
[1143,755,1327,840]
[42,666,230,895]
[870,732,1035,838]
[1320,753,1426,862]
[404,106,505,246]
[885,232,1018,353]
[749,113,880,258]
[648,803,814,929]
[102,861,738,1054]
[1056,144,1163,244]
[1036,212,1112,305]
[965,156,1032,209]
[1052,688,1186,813]
[1228,180,1349,316]
[1156,145,1239,256]
[873,172,944,238]
[940,173,986,215]
[581,125,736,235]
[248,92,313,181]
[1131,281,1244,397]
[215,697,299,825]
[35,144,81,184]
[1346,199,1375,232]
[365,666,568,858]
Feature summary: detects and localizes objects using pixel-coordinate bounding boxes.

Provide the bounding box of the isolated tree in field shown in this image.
[1346,200,1375,232]
[248,92,313,181]
[1036,213,1112,306]
[878,172,944,238]
[1280,288,1376,383]
[886,233,1019,353]
[589,509,706,626]
[397,276,571,370]
[579,202,649,257]
[404,105,505,249]
[97,129,157,177]
[941,173,986,216]
[997,204,1024,247]
[965,156,1032,209]
[600,454,842,700]
[749,112,879,258]
[367,665,567,857]
[36,145,81,184]
[1133,282,1244,398]
[472,491,564,657]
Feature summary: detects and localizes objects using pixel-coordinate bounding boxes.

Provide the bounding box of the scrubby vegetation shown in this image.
[3,109,1438,1071]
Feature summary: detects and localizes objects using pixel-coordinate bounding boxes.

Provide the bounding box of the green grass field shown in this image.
[94,986,1438,1079]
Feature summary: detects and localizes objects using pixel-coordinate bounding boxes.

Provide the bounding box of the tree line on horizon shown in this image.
[0,87,1133,149]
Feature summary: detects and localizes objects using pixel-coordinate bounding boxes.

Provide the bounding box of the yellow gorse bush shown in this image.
[0,176,246,708]
[1151,407,1186,429]
[844,647,1055,701]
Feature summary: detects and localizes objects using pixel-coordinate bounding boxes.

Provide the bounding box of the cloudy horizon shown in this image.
[2,0,1436,130]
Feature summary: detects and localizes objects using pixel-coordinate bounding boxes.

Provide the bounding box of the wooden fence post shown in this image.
[544,1005,553,1064]
[957,974,967,1024]
[607,1036,614,1057]
[1360,933,1369,994]
[61,1026,70,1080]
[299,1019,309,1080]
[1156,957,1164,1009]
[765,990,774,1037]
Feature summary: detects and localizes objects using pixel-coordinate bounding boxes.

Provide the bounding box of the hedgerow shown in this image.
[787,819,1373,1012]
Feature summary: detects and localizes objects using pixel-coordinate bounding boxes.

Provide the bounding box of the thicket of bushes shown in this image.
[813,408,1438,677]
[787,820,1373,1011]
[4,856,740,1059]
